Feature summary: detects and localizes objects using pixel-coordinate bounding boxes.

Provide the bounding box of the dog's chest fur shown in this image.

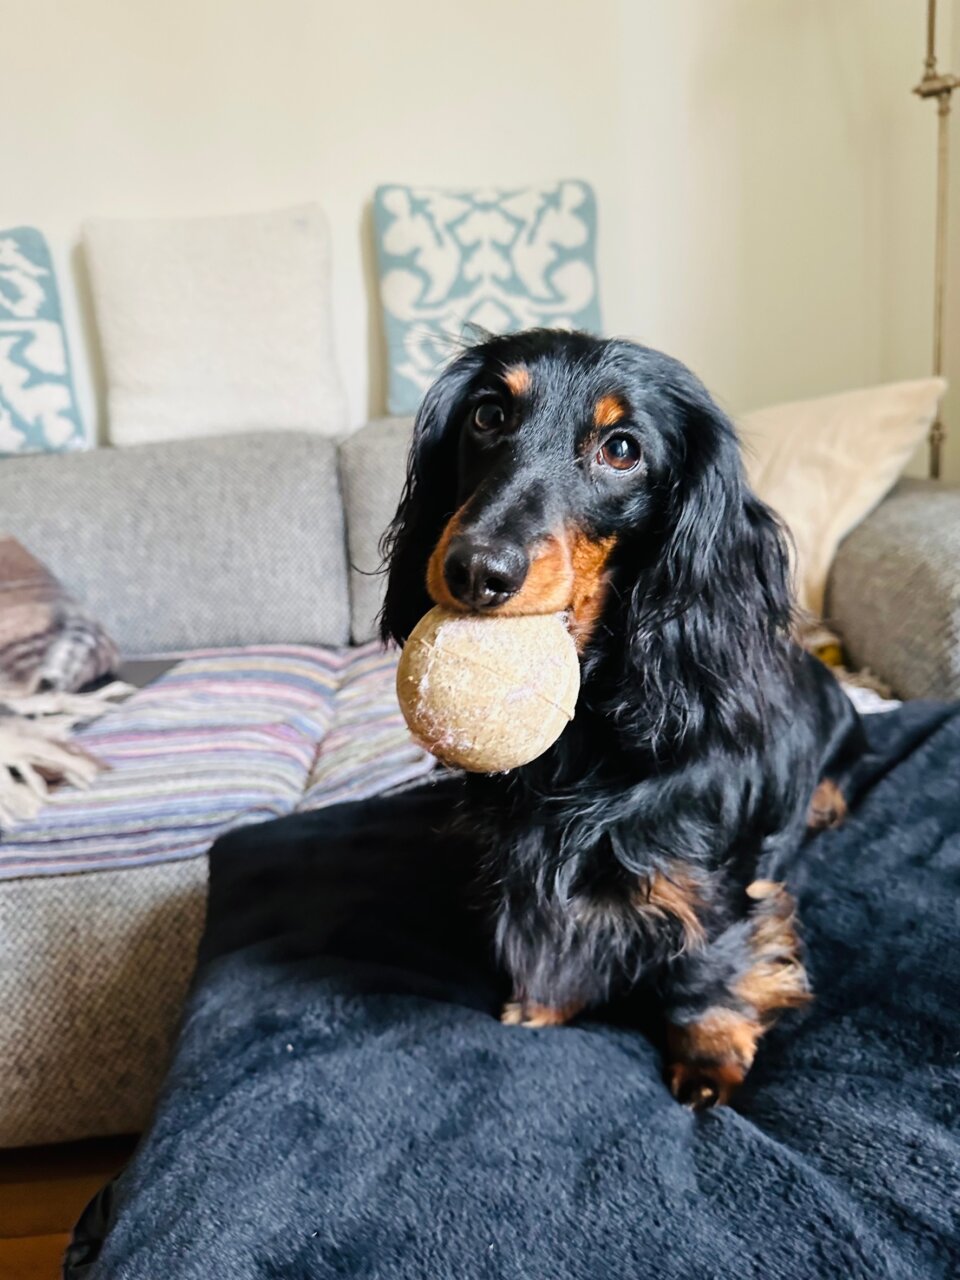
[464,760,736,1004]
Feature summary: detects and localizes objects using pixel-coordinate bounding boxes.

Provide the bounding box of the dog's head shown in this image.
[380,331,791,715]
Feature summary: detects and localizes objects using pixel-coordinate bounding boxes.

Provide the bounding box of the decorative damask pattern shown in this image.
[374,180,602,414]
[0,228,84,456]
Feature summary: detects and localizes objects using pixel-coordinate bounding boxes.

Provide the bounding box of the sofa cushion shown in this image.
[739,378,946,616]
[84,205,348,446]
[339,416,414,642]
[373,180,602,414]
[0,226,86,456]
[0,432,351,653]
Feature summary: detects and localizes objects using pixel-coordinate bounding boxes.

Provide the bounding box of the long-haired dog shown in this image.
[380,329,863,1108]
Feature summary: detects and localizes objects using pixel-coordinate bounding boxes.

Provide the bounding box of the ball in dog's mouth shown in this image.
[396,605,581,773]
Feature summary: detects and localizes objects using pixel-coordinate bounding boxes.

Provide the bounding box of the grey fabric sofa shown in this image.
[0,428,958,1147]
[0,429,402,1147]
[826,478,960,700]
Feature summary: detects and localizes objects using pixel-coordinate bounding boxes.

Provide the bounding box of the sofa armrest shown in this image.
[826,479,960,699]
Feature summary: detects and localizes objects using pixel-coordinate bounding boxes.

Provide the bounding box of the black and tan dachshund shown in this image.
[380,329,863,1108]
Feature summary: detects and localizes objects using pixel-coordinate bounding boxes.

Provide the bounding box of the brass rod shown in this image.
[914,0,957,479]
[928,94,951,479]
[933,96,949,381]
[926,0,937,72]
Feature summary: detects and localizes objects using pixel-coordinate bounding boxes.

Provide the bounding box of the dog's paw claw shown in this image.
[667,1062,739,1110]
[673,1075,721,1110]
[500,999,582,1028]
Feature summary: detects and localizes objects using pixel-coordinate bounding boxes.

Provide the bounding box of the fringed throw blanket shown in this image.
[0,536,117,693]
[0,536,126,827]
[0,684,130,826]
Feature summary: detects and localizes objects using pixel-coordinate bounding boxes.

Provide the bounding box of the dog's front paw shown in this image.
[665,1008,760,1109]
[500,999,584,1028]
[666,1060,744,1110]
[500,1001,526,1026]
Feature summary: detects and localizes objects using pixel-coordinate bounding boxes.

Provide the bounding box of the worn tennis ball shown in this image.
[396,606,581,773]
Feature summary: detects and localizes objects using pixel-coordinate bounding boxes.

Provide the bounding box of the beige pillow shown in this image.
[84,204,348,445]
[739,378,946,616]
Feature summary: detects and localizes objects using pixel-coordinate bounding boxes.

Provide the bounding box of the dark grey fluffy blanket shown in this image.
[68,703,960,1280]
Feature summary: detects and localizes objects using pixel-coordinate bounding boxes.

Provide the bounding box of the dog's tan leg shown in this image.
[665,882,811,1109]
[807,778,847,830]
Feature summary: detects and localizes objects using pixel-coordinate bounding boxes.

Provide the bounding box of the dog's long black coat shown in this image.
[380,330,863,1101]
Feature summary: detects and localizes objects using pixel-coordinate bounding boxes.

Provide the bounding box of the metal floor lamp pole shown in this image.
[914,0,958,479]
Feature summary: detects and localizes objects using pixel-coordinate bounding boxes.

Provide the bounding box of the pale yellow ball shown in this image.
[396,606,581,773]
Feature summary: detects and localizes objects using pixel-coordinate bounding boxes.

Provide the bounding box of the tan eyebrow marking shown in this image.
[503,365,531,397]
[594,394,626,429]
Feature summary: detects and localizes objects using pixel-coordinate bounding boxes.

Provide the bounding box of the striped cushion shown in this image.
[0,643,435,880]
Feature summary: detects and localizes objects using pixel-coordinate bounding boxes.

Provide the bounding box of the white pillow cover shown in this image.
[84,204,348,446]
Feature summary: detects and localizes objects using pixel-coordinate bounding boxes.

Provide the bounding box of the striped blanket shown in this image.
[0,643,436,880]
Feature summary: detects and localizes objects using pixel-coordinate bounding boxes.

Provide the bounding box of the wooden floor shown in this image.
[0,1136,136,1280]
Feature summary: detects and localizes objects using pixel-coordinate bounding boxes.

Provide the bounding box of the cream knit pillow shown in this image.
[739,378,946,617]
[84,205,348,445]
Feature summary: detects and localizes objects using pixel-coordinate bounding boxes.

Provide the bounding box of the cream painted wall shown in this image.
[1,0,954,477]
[610,0,949,474]
[1,0,625,437]
[945,0,960,481]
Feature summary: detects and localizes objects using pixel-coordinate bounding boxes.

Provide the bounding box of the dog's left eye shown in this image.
[473,402,505,432]
[598,433,641,471]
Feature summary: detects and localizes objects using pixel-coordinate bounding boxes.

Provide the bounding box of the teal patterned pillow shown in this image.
[0,227,84,456]
[374,180,602,414]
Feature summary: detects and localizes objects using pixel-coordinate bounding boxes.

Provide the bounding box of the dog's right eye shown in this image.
[473,402,505,432]
[598,433,642,471]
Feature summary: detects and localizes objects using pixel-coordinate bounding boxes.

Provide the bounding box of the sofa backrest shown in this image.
[338,417,413,644]
[0,432,353,654]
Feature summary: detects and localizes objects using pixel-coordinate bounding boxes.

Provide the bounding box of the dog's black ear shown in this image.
[646,393,792,630]
[622,373,793,744]
[379,350,483,645]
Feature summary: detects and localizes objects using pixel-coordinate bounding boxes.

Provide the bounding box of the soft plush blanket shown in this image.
[67,703,960,1280]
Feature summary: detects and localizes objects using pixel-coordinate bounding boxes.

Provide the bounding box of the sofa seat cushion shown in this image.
[0,642,434,880]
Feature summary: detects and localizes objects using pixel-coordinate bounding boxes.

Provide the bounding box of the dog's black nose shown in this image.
[443,538,529,609]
